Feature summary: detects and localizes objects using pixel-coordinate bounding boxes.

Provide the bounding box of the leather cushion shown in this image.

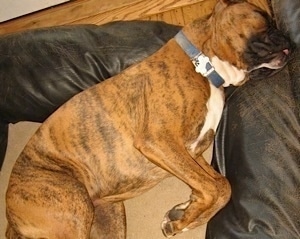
[0,21,180,123]
[206,0,300,236]
[206,49,300,238]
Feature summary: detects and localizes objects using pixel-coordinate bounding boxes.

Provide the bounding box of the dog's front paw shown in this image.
[161,219,176,238]
[161,201,190,237]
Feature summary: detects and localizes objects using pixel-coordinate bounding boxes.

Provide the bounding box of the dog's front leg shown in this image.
[134,134,230,237]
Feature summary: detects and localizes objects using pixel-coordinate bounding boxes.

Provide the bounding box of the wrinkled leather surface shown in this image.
[273,0,300,47]
[206,0,300,238]
[0,21,180,123]
[0,21,180,168]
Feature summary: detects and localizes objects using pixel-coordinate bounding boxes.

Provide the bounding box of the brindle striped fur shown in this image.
[6,0,291,238]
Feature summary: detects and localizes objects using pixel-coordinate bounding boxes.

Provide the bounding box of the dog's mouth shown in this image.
[250,48,290,71]
[248,47,292,80]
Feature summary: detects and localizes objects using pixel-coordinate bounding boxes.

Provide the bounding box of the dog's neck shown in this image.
[179,17,247,87]
[174,31,225,88]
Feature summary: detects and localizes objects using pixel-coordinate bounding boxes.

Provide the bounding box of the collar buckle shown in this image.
[192,53,215,77]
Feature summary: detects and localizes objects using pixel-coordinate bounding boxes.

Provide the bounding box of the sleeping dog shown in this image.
[6,0,291,238]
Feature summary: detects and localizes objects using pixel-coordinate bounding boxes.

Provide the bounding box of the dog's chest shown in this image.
[190,84,224,151]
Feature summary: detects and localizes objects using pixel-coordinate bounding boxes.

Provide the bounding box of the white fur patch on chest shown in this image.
[189,56,245,153]
[190,83,224,152]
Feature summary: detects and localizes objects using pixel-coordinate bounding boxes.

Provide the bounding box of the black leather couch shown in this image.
[0,0,299,238]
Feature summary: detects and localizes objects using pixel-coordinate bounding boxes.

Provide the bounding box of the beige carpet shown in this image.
[0,122,209,238]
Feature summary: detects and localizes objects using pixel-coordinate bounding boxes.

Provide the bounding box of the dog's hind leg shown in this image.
[6,167,94,239]
[90,201,126,239]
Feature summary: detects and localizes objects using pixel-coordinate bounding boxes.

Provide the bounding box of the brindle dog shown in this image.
[6,0,291,238]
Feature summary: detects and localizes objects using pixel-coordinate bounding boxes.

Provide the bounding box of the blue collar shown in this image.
[174,31,225,88]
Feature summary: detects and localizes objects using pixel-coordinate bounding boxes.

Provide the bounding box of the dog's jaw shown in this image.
[211,56,247,87]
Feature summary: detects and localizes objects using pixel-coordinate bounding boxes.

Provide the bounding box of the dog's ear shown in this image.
[215,0,244,12]
[219,0,245,5]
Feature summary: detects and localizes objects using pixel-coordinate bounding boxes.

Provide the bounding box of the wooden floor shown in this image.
[0,0,270,35]
[0,0,213,34]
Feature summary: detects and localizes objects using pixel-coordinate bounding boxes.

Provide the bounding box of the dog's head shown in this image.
[209,0,292,82]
